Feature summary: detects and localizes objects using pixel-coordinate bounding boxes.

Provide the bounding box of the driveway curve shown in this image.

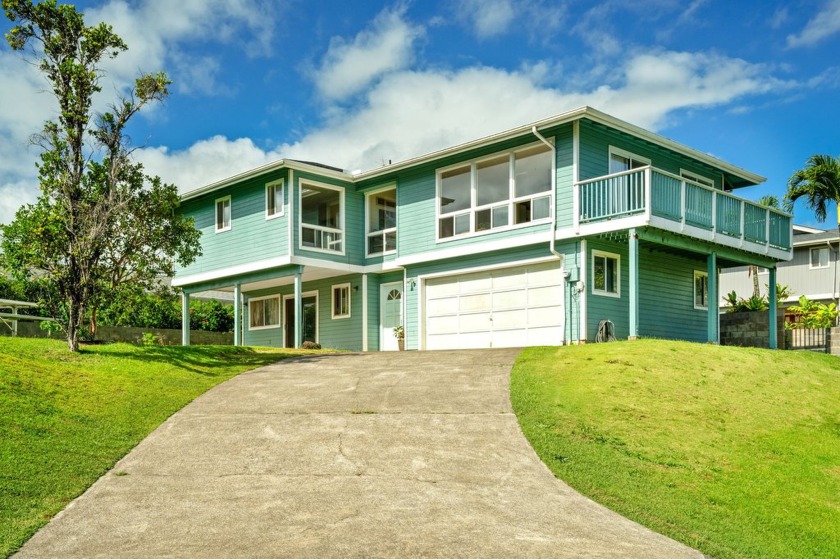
[18,350,702,558]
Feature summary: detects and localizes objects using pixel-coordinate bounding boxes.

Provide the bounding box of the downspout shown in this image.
[830,239,838,308]
[532,125,562,260]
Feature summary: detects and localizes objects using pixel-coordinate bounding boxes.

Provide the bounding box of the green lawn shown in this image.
[0,337,322,557]
[511,340,840,559]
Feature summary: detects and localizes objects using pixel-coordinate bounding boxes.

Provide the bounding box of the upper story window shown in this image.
[694,271,708,309]
[680,169,714,188]
[266,180,284,219]
[215,195,231,233]
[811,246,830,269]
[366,188,396,256]
[300,181,344,254]
[592,250,620,297]
[609,147,650,174]
[437,142,552,240]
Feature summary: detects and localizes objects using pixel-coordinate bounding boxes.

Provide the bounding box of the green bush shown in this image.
[788,296,839,328]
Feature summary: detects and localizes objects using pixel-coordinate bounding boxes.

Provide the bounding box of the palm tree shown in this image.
[784,154,840,232]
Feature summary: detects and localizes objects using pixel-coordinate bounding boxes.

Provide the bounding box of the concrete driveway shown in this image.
[18,350,702,558]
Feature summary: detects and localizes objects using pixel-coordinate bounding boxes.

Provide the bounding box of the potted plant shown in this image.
[393,325,405,351]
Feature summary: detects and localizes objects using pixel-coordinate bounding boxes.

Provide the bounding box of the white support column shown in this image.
[294,269,303,348]
[181,292,191,346]
[579,239,588,342]
[233,283,241,347]
[362,273,369,352]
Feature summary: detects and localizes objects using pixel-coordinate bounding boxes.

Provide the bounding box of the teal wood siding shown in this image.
[578,119,723,188]
[638,250,707,342]
[177,169,290,277]
[293,171,364,266]
[587,239,630,340]
[555,124,575,229]
[396,168,436,258]
[243,273,365,350]
[403,243,579,349]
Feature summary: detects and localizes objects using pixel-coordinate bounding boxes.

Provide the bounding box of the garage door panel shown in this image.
[427,316,458,335]
[460,293,491,312]
[459,312,491,332]
[492,289,527,309]
[528,285,563,306]
[426,296,458,316]
[491,309,527,329]
[424,262,564,350]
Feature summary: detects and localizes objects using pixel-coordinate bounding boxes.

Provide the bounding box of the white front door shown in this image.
[380,283,403,351]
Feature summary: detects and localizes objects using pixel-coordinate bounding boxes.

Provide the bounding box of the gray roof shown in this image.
[793,229,839,246]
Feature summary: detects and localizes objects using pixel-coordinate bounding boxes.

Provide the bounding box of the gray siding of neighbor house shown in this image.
[720,244,839,303]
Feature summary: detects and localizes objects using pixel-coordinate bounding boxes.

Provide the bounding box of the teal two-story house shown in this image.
[172,107,792,350]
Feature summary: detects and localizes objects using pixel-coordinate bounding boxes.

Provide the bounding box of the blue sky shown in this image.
[1,0,839,227]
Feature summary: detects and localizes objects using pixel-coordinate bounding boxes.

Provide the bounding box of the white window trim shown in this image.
[215,195,231,233]
[693,270,709,310]
[365,184,397,257]
[282,290,319,346]
[591,250,621,298]
[608,146,651,170]
[298,179,346,256]
[248,295,281,331]
[680,168,714,188]
[810,246,830,269]
[331,283,351,319]
[434,140,554,243]
[265,179,285,220]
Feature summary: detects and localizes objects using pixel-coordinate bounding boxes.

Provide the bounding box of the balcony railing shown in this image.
[302,223,343,253]
[576,167,792,253]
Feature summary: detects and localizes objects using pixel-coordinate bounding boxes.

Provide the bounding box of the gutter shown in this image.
[532,125,562,260]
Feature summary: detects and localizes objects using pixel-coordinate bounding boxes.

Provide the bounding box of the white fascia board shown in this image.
[181,160,352,202]
[172,256,293,287]
[290,256,366,274]
[793,237,840,247]
[395,232,552,267]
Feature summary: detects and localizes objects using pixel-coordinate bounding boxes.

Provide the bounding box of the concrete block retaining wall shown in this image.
[719,311,785,349]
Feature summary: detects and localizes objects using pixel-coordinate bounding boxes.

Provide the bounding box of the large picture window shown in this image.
[437,142,552,240]
[592,251,620,297]
[300,181,343,254]
[249,297,280,330]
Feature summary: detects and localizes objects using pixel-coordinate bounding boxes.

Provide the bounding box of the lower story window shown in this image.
[694,271,708,309]
[332,283,351,319]
[592,251,620,297]
[250,297,280,329]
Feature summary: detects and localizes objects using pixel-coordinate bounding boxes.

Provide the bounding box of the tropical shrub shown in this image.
[788,296,838,328]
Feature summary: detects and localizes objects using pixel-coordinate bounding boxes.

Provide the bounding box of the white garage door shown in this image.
[424,261,564,350]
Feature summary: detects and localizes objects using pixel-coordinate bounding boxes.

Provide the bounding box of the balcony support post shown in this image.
[181,291,190,347]
[768,267,778,349]
[707,252,718,344]
[629,228,639,340]
[233,282,241,347]
[294,268,303,348]
[644,168,652,223]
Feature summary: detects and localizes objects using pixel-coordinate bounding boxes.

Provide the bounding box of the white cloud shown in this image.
[313,5,423,101]
[139,49,791,197]
[457,0,515,38]
[455,0,566,40]
[0,0,278,225]
[787,0,840,47]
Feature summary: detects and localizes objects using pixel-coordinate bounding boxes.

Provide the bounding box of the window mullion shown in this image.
[471,162,477,233]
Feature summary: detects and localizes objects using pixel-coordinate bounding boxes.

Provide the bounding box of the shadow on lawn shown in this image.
[84,346,342,375]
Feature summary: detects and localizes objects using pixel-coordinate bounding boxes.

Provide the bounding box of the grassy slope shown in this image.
[511,340,840,559]
[0,338,320,557]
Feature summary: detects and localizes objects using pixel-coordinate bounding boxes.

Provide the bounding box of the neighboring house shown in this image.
[720,225,838,314]
[172,106,793,351]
